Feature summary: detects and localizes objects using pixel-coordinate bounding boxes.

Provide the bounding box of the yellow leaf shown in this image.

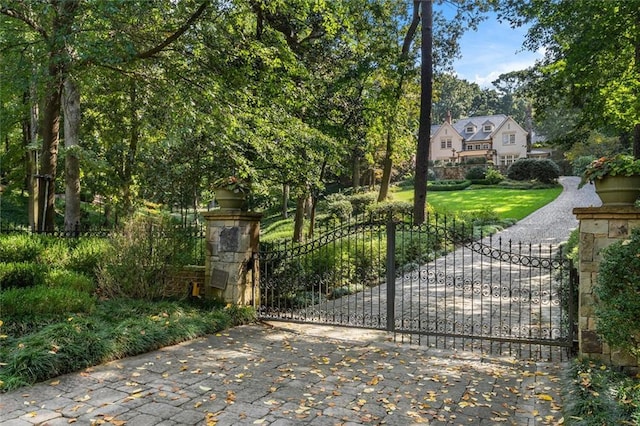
[50,380,60,386]
[0,335,7,339]
[68,419,77,423]
[537,394,553,401]
[0,320,3,327]
[194,401,203,408]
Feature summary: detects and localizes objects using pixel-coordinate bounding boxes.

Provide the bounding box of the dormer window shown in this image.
[483,124,492,132]
[465,125,475,133]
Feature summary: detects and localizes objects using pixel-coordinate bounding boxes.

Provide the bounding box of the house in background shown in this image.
[430,114,529,166]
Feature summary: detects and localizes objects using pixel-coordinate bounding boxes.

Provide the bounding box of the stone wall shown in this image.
[164,265,206,298]
[574,206,640,371]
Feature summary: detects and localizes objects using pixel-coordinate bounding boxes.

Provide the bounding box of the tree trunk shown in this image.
[121,80,139,216]
[293,195,305,242]
[352,150,361,191]
[307,195,318,240]
[378,128,394,201]
[22,88,39,229]
[38,81,63,231]
[413,0,433,225]
[63,77,81,231]
[36,0,80,232]
[634,123,640,159]
[282,183,289,218]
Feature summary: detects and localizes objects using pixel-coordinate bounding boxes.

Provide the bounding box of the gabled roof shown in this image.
[430,114,518,142]
[452,114,508,141]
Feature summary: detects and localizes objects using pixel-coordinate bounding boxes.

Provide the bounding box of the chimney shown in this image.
[446,110,452,124]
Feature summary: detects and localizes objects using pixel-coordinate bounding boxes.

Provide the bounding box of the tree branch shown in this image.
[135,1,208,60]
[401,1,420,58]
[0,5,49,39]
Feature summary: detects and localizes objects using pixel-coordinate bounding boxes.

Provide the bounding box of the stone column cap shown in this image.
[574,206,640,220]
[203,211,263,221]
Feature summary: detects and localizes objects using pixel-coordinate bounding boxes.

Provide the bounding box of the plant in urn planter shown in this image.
[580,154,640,206]
[213,176,250,210]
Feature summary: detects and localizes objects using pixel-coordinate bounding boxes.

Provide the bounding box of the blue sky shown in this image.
[449,13,544,89]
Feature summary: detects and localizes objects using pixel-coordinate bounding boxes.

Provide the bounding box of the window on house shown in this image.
[483,124,492,132]
[466,145,473,151]
[440,138,452,149]
[502,133,516,145]
[466,126,475,133]
[483,144,489,149]
[499,155,520,166]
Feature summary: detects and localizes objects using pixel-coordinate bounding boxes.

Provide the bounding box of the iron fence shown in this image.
[0,221,206,266]
[258,212,577,361]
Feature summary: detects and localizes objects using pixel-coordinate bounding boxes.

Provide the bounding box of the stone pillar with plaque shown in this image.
[202,211,262,305]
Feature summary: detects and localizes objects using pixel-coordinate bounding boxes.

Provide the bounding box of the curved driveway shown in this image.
[490,176,600,245]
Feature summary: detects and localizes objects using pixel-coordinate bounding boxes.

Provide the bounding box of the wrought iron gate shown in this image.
[258,214,576,361]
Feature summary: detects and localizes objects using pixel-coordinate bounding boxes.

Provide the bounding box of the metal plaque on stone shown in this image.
[210,268,229,290]
[219,227,239,252]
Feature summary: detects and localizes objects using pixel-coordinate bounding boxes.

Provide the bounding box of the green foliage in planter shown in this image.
[0,234,44,262]
[572,155,597,177]
[0,262,47,289]
[0,285,96,317]
[594,228,640,356]
[506,158,560,184]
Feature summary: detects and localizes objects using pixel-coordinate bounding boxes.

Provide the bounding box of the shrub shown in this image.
[326,199,353,221]
[45,269,95,293]
[0,285,96,317]
[465,166,486,181]
[0,234,44,262]
[0,262,47,289]
[348,192,377,215]
[367,200,413,217]
[427,180,472,191]
[484,167,505,184]
[506,158,560,183]
[96,216,194,299]
[68,238,113,278]
[572,155,597,177]
[37,239,70,268]
[594,228,640,356]
[465,157,487,165]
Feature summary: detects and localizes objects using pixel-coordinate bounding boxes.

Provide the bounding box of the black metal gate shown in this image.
[258,213,576,361]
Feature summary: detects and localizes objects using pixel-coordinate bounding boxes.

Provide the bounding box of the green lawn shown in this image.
[391,185,563,220]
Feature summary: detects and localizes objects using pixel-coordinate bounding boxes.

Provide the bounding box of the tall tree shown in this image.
[497,0,640,157]
[1,0,209,230]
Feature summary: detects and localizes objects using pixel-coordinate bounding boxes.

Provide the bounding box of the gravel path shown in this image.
[490,176,601,245]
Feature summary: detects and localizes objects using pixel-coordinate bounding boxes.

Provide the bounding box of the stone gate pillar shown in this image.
[202,211,262,305]
[573,206,640,370]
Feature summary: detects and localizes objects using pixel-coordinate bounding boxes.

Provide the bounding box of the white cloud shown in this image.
[451,13,544,89]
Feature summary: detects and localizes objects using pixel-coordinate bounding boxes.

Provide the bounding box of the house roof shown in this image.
[431,114,514,142]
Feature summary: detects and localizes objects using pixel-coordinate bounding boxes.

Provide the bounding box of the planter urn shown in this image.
[594,175,640,206]
[214,188,247,210]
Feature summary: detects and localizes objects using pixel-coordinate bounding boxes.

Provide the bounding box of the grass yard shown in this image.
[391,186,563,220]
